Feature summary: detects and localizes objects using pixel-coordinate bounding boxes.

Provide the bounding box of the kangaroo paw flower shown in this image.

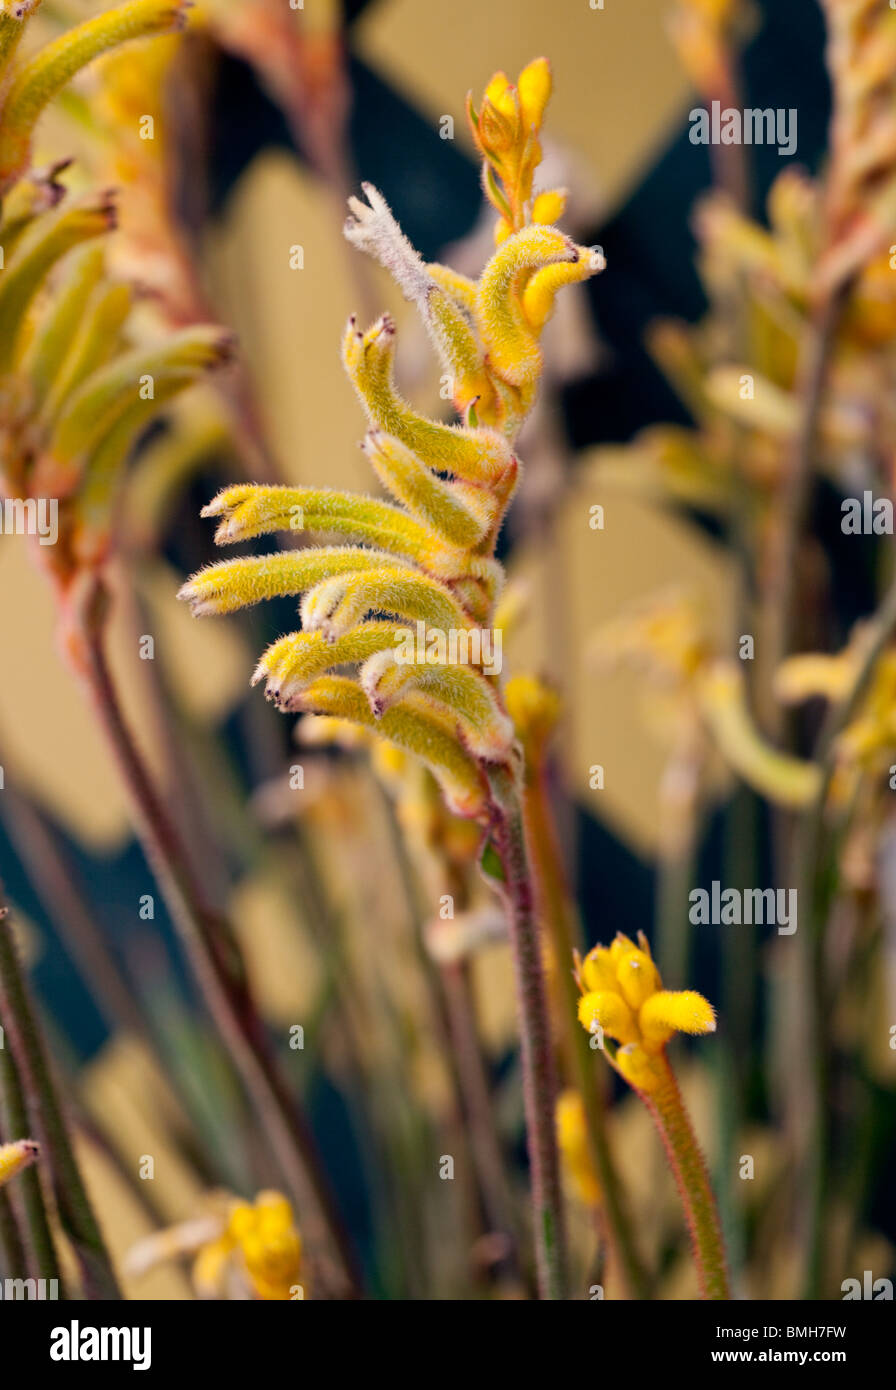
[0,0,190,193]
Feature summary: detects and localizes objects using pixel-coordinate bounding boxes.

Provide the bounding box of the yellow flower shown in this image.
[576,931,715,1093]
[228,1191,303,1302]
[0,1138,39,1189]
[590,590,711,689]
[125,1189,304,1300]
[504,674,561,752]
[467,58,569,244]
[555,1090,601,1208]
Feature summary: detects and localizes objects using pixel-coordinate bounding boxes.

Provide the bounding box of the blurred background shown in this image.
[0,0,893,1300]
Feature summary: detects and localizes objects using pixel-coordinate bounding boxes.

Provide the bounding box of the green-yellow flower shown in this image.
[180,60,604,822]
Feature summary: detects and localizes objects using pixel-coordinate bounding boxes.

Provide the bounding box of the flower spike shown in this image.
[182,60,606,1298]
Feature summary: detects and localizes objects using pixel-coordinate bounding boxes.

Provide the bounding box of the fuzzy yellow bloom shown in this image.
[467,57,569,245]
[576,931,715,1093]
[125,1189,304,1300]
[228,1191,303,1301]
[0,1138,39,1189]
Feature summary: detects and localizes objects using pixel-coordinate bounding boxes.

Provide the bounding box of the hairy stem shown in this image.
[642,1055,729,1300]
[520,747,649,1298]
[0,1183,26,1278]
[0,893,108,1295]
[767,284,850,716]
[488,764,567,1300]
[795,569,896,1296]
[441,959,524,1274]
[0,1039,60,1289]
[70,575,361,1298]
[375,774,521,1290]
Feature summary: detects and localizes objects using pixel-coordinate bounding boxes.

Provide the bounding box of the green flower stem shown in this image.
[767,282,850,696]
[0,1043,60,1290]
[0,1033,60,1289]
[794,569,896,1298]
[72,575,361,1299]
[642,1055,730,1300]
[0,1182,26,1278]
[440,959,525,1274]
[374,773,524,1285]
[520,746,650,1299]
[488,764,567,1300]
[0,893,108,1295]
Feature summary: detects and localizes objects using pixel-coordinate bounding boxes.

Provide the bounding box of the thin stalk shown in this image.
[441,959,523,1270]
[717,782,758,1291]
[706,60,752,215]
[0,774,151,1040]
[0,1045,59,1288]
[487,764,567,1300]
[768,284,850,709]
[374,775,511,1293]
[69,575,361,1298]
[0,1184,26,1278]
[642,1055,730,1300]
[521,749,649,1298]
[0,893,109,1295]
[795,568,896,1297]
[285,822,425,1298]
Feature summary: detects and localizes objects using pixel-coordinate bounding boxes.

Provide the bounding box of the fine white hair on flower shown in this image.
[344,182,432,306]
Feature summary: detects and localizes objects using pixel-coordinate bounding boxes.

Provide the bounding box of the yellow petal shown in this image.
[698,661,822,809]
[532,189,567,225]
[517,57,552,130]
[577,989,639,1045]
[192,1236,235,1299]
[615,1044,667,1093]
[775,652,855,705]
[640,990,716,1046]
[608,932,637,966]
[579,944,617,993]
[615,948,661,1010]
[484,71,511,107]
